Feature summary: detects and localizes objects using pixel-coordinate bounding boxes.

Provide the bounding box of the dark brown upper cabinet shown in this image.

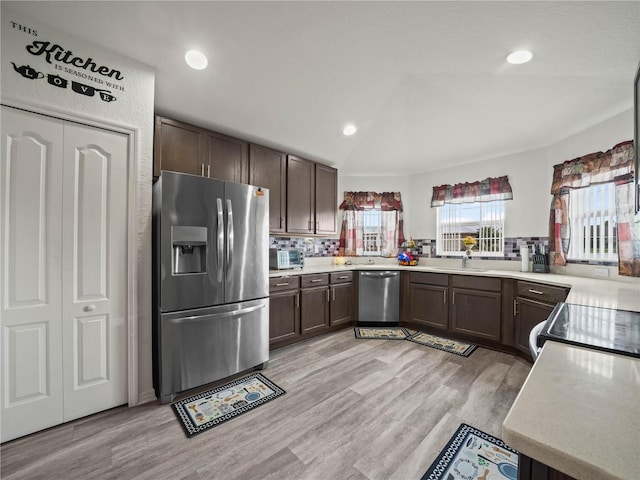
[249,144,287,234]
[154,115,248,183]
[153,116,205,177]
[205,131,248,184]
[315,164,337,235]
[286,156,337,235]
[287,155,316,234]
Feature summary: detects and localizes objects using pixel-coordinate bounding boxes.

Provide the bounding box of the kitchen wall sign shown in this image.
[7,19,126,105]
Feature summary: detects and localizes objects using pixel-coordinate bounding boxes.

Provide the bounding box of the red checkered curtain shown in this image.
[430,176,513,207]
[338,191,405,257]
[549,140,638,276]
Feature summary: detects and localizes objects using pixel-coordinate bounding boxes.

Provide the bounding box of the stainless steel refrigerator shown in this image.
[153,171,269,403]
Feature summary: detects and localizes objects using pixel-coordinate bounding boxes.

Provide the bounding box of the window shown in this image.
[362,209,382,256]
[437,201,505,256]
[567,183,617,261]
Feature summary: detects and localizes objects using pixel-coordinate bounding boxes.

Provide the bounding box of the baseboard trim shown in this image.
[136,389,157,405]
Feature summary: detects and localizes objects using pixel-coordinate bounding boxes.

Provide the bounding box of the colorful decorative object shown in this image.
[421,423,519,480]
[430,176,514,207]
[172,373,285,437]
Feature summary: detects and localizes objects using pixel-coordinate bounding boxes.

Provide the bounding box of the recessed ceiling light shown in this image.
[343,124,357,136]
[506,50,533,65]
[185,50,208,70]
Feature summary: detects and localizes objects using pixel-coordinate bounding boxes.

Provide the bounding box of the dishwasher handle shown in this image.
[359,271,400,278]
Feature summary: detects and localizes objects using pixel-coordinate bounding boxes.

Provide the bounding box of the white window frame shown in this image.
[567,183,617,262]
[362,209,382,256]
[436,201,505,257]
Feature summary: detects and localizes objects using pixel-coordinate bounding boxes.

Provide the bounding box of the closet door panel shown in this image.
[62,123,128,421]
[0,107,64,442]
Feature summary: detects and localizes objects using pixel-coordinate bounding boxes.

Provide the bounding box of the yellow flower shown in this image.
[462,236,477,247]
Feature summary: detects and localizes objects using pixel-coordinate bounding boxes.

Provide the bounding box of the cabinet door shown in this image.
[409,283,448,330]
[451,288,502,342]
[153,116,205,177]
[206,131,248,183]
[287,155,315,234]
[515,297,555,355]
[330,283,353,326]
[269,290,300,345]
[315,164,337,235]
[300,287,329,334]
[249,144,286,233]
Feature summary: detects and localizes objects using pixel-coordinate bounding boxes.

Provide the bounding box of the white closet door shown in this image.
[61,123,128,421]
[1,107,65,442]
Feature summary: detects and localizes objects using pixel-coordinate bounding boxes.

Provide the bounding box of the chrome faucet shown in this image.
[461,253,470,268]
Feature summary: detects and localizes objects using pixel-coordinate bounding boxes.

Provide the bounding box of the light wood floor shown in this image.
[1,329,531,480]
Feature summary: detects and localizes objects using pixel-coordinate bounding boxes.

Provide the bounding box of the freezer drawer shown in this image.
[155,298,269,403]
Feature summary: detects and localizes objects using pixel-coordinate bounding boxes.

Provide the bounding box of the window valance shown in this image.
[550,140,634,194]
[339,191,404,211]
[430,176,513,207]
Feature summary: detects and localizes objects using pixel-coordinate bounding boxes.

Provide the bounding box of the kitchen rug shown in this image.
[421,423,519,480]
[406,332,477,357]
[354,327,411,340]
[172,372,285,438]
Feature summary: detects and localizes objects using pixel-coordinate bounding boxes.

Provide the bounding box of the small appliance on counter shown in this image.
[530,302,640,360]
[269,247,304,270]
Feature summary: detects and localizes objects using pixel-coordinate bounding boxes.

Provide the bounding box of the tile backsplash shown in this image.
[270,236,616,266]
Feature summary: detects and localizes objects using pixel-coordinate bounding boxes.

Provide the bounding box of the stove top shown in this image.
[538,302,640,359]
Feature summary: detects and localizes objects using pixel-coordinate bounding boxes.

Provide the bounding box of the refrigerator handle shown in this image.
[167,303,266,324]
[216,198,224,282]
[226,199,234,280]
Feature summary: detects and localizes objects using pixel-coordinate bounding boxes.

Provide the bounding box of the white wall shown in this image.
[407,108,634,239]
[1,8,156,403]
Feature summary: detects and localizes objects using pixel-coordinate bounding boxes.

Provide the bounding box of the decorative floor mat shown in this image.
[354,327,411,340]
[406,332,477,357]
[172,373,285,438]
[421,423,519,480]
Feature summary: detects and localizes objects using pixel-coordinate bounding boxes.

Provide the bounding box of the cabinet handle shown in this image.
[275,282,290,287]
[201,163,205,176]
[326,289,330,303]
[296,292,299,308]
[443,290,447,304]
[513,299,518,316]
[452,291,455,305]
[338,276,349,280]
[310,279,323,283]
[528,289,545,295]
[332,288,335,301]
[207,164,211,177]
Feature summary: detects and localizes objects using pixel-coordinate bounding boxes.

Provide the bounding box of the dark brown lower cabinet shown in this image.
[514,297,555,356]
[330,282,353,326]
[408,283,448,330]
[269,289,300,345]
[518,453,578,480]
[300,286,330,334]
[450,287,502,341]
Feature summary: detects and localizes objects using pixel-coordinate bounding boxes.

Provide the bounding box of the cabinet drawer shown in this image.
[300,273,329,288]
[451,275,501,292]
[269,276,300,292]
[410,271,448,287]
[516,281,569,304]
[330,271,353,284]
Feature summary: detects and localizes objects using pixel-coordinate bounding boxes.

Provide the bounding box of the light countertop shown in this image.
[502,341,640,480]
[269,263,640,312]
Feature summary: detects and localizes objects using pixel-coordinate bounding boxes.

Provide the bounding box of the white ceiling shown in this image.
[5,1,640,176]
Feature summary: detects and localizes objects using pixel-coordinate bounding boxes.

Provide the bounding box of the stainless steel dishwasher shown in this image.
[358,271,400,325]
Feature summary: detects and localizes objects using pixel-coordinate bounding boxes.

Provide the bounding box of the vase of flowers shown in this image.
[462,236,477,256]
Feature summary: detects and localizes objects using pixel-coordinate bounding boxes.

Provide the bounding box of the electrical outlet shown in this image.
[593,267,609,278]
